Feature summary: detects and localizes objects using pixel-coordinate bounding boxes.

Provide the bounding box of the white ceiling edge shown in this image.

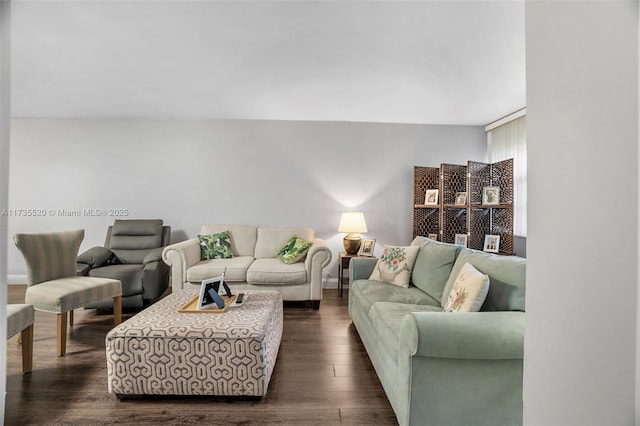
[10,0,526,126]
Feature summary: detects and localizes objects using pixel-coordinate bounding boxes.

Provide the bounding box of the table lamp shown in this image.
[338,212,368,255]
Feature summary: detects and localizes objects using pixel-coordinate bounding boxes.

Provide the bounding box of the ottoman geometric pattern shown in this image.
[105,289,283,397]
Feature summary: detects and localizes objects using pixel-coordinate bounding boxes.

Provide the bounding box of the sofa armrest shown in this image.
[349,257,378,283]
[143,247,164,265]
[304,238,332,301]
[77,246,114,269]
[161,238,201,290]
[397,311,524,426]
[400,311,524,360]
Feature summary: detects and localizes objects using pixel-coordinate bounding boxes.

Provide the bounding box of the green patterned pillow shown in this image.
[198,231,233,260]
[277,236,313,264]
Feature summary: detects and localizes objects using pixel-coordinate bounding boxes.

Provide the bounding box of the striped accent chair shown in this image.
[7,304,35,373]
[13,229,122,356]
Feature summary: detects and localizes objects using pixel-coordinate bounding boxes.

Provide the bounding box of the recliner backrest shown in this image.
[105,219,169,264]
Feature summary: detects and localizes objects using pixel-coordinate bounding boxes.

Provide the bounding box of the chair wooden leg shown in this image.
[113,296,122,326]
[69,309,74,327]
[57,313,67,357]
[21,324,34,373]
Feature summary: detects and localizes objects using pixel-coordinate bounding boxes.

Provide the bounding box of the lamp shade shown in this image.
[338,212,368,234]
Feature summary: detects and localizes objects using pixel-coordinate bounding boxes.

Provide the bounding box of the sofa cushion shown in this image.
[442,248,526,311]
[186,256,254,283]
[198,231,233,260]
[369,245,420,288]
[88,264,143,297]
[369,302,443,363]
[247,258,307,285]
[277,236,312,264]
[254,227,314,259]
[200,225,257,257]
[350,279,441,317]
[443,262,490,312]
[410,236,462,305]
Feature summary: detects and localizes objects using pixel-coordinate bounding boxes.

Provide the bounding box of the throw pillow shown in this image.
[277,235,313,264]
[443,262,490,312]
[368,245,420,288]
[198,231,233,260]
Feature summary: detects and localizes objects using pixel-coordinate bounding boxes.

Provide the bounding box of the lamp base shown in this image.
[343,235,362,255]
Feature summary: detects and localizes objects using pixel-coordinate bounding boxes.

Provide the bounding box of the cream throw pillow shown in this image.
[369,245,420,288]
[443,262,490,312]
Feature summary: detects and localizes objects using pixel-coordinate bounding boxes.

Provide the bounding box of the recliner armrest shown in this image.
[143,247,164,265]
[77,246,113,268]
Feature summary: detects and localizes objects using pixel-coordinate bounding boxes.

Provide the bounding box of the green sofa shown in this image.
[348,236,525,426]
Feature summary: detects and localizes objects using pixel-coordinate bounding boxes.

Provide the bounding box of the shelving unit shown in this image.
[413,159,514,255]
[412,166,440,238]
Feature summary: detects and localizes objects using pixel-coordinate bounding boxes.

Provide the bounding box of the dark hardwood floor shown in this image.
[5,286,397,425]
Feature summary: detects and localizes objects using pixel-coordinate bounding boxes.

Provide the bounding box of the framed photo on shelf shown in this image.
[424,189,439,205]
[454,191,467,206]
[359,238,376,256]
[454,234,468,246]
[483,234,500,253]
[427,233,438,241]
[482,186,500,205]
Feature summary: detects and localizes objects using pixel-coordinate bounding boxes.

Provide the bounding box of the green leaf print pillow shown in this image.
[198,230,233,260]
[277,236,313,264]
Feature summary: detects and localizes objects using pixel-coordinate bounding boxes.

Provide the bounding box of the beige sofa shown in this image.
[161,224,332,308]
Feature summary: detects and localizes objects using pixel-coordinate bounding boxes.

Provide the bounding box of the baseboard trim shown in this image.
[323,277,338,289]
[8,275,28,285]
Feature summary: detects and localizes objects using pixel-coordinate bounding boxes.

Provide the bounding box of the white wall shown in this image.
[525,2,638,425]
[0,0,10,421]
[8,118,485,284]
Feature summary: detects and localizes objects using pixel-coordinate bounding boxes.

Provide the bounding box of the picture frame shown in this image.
[454,191,467,206]
[424,189,439,205]
[427,233,438,241]
[359,238,376,256]
[198,275,226,310]
[483,234,500,253]
[454,233,468,246]
[482,186,500,205]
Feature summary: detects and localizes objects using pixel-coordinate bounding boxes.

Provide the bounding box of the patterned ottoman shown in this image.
[105,289,283,398]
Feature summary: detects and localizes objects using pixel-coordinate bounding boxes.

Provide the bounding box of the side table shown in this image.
[338,252,376,297]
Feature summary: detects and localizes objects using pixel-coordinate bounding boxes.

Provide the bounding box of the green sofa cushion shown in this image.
[410,236,462,305]
[442,248,526,311]
[350,279,441,318]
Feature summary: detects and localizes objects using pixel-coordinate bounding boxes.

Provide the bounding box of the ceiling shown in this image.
[10,0,526,126]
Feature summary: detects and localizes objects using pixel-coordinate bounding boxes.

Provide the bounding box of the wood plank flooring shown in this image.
[5,286,397,425]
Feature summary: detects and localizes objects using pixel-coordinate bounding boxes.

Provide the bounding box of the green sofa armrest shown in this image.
[77,246,113,269]
[349,257,378,283]
[400,311,524,360]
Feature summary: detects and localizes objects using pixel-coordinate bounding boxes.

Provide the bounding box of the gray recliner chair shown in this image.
[77,219,171,309]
